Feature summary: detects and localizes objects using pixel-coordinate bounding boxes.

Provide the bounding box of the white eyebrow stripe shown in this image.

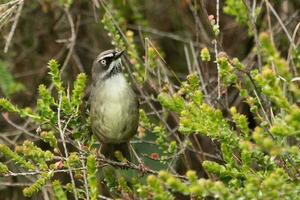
[98,53,114,60]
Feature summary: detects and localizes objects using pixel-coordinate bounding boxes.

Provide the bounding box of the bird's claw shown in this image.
[138,161,149,174]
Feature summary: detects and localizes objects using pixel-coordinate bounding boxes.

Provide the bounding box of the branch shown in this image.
[4,0,24,53]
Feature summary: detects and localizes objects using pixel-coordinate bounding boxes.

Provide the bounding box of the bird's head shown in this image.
[92,49,125,82]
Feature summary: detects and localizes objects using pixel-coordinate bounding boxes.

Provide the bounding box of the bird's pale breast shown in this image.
[90,74,139,144]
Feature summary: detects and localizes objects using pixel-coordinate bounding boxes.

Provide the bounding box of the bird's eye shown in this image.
[100,59,106,65]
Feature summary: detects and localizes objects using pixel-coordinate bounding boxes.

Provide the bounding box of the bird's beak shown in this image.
[114,49,125,59]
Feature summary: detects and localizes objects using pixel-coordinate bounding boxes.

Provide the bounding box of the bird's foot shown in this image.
[129,144,148,173]
[137,161,149,174]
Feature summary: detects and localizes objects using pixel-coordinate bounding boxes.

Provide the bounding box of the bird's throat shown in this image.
[103,60,122,80]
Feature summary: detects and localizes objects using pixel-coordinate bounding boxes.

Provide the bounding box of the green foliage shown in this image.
[208,15,220,36]
[15,140,54,168]
[157,92,184,113]
[1,2,300,199]
[0,162,9,174]
[200,47,211,62]
[152,125,169,161]
[139,109,153,130]
[71,73,87,111]
[137,174,174,200]
[0,144,35,170]
[203,160,244,181]
[270,105,300,137]
[112,0,148,27]
[230,107,250,137]
[23,171,53,197]
[223,0,248,26]
[0,98,39,119]
[40,131,58,148]
[153,41,300,198]
[57,0,73,8]
[48,59,65,96]
[126,30,145,83]
[36,84,56,123]
[103,166,119,195]
[259,32,291,80]
[0,61,25,97]
[65,152,80,168]
[138,170,229,199]
[101,3,145,83]
[37,59,88,138]
[217,54,237,86]
[189,178,228,199]
[101,10,125,50]
[177,84,238,147]
[254,67,290,111]
[52,180,68,200]
[0,98,19,113]
[0,59,89,198]
[292,45,300,74]
[118,177,132,195]
[168,141,177,155]
[87,154,99,200]
[146,46,157,70]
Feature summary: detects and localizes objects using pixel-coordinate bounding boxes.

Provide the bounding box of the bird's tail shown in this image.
[101,142,131,162]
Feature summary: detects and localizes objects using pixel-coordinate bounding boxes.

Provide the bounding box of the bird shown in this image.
[90,49,139,161]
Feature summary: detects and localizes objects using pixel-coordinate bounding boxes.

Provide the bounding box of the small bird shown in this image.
[90,49,139,160]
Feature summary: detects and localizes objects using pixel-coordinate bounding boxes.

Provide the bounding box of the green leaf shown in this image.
[23,171,53,197]
[52,180,68,200]
[0,144,35,170]
[87,154,99,200]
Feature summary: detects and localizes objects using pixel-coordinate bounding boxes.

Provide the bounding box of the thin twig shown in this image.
[96,156,187,181]
[3,167,85,177]
[265,0,294,47]
[4,0,23,53]
[49,9,79,92]
[60,8,78,72]
[127,24,203,48]
[98,195,113,200]
[1,113,40,140]
[78,143,90,200]
[288,22,300,76]
[57,96,78,200]
[3,155,188,181]
[0,0,20,8]
[214,0,221,99]
[189,42,211,105]
[242,0,262,69]
[237,69,272,126]
[184,45,192,73]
